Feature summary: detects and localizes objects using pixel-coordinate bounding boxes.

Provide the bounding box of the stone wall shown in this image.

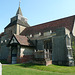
[52,28,68,65]
[20,46,34,63]
[52,27,74,66]
[0,34,10,60]
[34,50,44,59]
[0,45,9,59]
[5,25,16,35]
[0,25,16,60]
[52,35,67,64]
[20,55,34,63]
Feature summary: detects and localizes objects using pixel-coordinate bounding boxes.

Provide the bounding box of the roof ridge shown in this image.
[28,15,75,28]
[21,15,75,35]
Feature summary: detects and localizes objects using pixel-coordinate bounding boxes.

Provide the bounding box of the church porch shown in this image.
[7,34,34,64]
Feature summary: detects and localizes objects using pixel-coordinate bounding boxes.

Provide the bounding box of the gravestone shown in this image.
[0,63,2,75]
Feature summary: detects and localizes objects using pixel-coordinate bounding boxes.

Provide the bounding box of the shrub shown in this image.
[72,37,75,62]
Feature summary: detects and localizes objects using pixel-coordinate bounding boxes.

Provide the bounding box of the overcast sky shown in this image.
[0,0,75,33]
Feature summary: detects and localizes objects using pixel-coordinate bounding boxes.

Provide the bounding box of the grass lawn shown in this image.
[2,63,75,75]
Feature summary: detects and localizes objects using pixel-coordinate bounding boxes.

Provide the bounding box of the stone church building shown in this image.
[0,6,75,66]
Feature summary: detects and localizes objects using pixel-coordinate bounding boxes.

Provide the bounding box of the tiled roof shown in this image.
[0,32,4,38]
[20,15,75,35]
[14,34,33,46]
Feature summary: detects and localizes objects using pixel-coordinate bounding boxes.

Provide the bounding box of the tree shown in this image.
[72,37,75,61]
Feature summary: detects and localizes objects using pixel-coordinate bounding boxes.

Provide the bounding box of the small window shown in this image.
[30,34,32,37]
[39,32,41,36]
[5,40,7,42]
[50,30,52,34]
[1,41,3,43]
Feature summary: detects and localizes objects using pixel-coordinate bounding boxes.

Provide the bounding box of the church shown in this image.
[0,6,75,66]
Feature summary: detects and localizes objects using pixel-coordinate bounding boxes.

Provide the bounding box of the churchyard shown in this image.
[1,62,75,75]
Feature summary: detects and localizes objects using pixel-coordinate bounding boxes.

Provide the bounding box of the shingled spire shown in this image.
[16,6,23,16]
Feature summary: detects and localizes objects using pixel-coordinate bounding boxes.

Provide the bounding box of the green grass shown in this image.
[2,63,75,75]
[16,63,75,73]
[2,65,64,75]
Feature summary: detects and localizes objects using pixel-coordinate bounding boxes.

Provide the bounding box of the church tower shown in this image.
[0,5,30,60]
[4,6,30,36]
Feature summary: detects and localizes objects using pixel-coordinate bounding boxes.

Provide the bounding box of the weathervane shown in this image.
[19,0,21,7]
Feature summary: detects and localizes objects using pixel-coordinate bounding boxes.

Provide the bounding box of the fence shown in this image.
[0,63,2,75]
